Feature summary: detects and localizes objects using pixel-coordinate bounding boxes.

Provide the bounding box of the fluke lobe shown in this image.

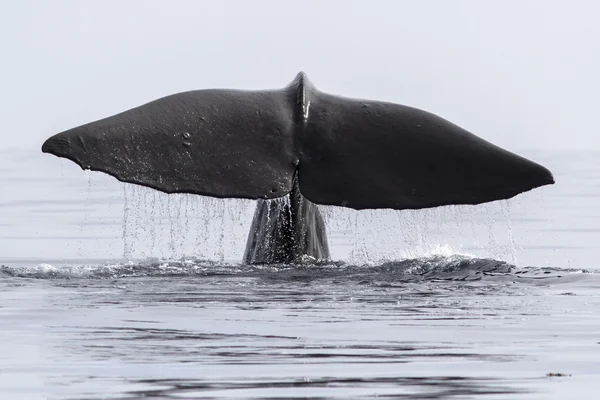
[42,72,555,264]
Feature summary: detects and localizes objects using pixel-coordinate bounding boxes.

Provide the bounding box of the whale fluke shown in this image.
[42,88,297,199]
[297,90,555,210]
[42,72,554,264]
[42,72,553,211]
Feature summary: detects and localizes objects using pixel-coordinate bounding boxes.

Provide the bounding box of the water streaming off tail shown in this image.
[320,201,523,264]
[33,161,555,266]
[119,183,525,264]
[121,184,256,261]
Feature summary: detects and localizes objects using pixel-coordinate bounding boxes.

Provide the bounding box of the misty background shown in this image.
[1,0,598,151]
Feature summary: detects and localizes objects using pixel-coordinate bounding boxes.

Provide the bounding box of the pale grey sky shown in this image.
[1,0,598,151]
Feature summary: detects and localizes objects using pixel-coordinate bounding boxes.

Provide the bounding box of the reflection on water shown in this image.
[1,257,599,399]
[120,376,524,399]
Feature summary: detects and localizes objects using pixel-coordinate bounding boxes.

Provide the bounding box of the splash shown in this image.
[1,256,592,282]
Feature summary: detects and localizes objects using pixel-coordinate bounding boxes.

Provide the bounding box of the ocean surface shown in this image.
[1,148,599,399]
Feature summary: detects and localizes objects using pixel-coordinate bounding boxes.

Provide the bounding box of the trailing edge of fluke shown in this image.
[42,72,554,210]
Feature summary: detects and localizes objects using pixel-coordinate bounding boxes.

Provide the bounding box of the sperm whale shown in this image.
[42,72,554,263]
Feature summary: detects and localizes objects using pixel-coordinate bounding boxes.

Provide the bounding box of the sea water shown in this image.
[0,148,599,399]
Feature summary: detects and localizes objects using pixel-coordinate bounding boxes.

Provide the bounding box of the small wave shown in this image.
[0,258,231,279]
[0,255,592,282]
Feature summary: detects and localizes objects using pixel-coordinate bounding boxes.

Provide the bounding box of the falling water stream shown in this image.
[118,181,527,266]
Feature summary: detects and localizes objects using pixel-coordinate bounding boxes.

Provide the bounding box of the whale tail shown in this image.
[42,72,554,210]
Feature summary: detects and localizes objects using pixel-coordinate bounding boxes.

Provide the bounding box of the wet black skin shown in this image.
[41,72,554,264]
[243,177,329,264]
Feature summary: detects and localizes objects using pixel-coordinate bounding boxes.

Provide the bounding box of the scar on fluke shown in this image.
[42,72,554,264]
